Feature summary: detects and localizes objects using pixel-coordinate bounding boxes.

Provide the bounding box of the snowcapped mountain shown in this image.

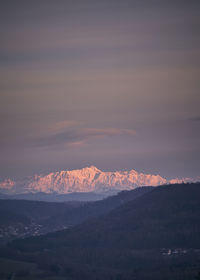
[0,166,199,195]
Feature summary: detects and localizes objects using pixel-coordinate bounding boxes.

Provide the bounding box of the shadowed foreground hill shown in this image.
[69,182,200,250]
[11,183,200,250]
[3,183,200,280]
[0,187,153,243]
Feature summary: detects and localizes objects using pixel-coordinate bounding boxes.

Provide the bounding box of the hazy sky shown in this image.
[0,0,200,180]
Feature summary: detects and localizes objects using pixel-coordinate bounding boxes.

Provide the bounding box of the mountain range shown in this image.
[0,166,199,195]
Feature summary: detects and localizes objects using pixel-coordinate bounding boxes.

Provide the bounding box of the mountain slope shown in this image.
[12,183,200,251]
[1,166,199,195]
[4,183,200,280]
[0,187,153,243]
[0,166,166,194]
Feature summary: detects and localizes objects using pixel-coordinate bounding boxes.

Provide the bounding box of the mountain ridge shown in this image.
[0,166,199,195]
[5,183,200,280]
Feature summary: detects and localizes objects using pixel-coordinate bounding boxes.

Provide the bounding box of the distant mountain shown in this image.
[0,166,168,195]
[0,166,199,195]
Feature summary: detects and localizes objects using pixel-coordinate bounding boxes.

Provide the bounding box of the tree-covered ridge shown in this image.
[0,186,152,243]
[1,183,199,279]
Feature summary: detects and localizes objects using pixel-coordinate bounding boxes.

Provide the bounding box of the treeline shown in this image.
[0,183,200,279]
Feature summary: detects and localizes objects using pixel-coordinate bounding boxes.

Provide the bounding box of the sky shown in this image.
[0,0,200,180]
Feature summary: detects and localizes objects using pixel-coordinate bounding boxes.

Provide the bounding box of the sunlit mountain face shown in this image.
[0,166,199,195]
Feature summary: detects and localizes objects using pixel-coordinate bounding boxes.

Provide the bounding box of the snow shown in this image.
[0,166,199,194]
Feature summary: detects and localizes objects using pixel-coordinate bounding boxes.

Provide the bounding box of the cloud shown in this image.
[32,126,136,148]
[188,116,200,122]
[41,120,82,136]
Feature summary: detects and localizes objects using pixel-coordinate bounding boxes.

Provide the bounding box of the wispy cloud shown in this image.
[32,124,136,148]
[188,116,200,122]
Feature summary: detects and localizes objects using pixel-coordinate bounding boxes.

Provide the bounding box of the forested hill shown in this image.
[11,183,200,253]
[3,183,199,280]
[0,186,153,243]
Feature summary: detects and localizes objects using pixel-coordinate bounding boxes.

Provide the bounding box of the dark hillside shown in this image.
[0,186,153,243]
[11,183,200,251]
[3,183,200,280]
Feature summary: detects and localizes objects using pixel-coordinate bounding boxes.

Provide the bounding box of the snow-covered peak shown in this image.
[0,167,199,195]
[71,165,101,174]
[0,179,15,190]
[87,165,101,172]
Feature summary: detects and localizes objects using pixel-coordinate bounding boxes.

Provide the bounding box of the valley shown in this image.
[0,183,199,280]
